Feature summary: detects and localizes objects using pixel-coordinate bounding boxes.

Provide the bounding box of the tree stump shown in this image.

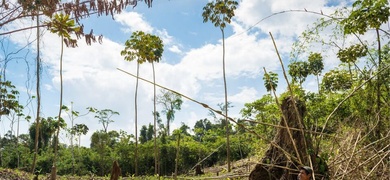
[195,164,204,175]
[50,165,56,180]
[249,96,327,180]
[110,160,121,180]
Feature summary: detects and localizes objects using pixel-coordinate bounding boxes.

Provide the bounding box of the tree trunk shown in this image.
[110,160,121,180]
[152,62,158,175]
[221,26,231,173]
[375,28,382,140]
[51,35,64,180]
[31,13,41,174]
[249,96,328,180]
[174,133,180,179]
[135,62,139,176]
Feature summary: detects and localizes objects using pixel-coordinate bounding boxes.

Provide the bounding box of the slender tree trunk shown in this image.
[221,28,231,172]
[375,28,382,139]
[135,62,139,176]
[71,102,75,176]
[16,97,20,168]
[316,75,320,93]
[167,113,170,136]
[31,14,41,174]
[174,132,180,180]
[51,35,64,180]
[152,62,158,175]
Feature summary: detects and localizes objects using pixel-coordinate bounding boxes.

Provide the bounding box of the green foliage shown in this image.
[337,44,368,63]
[282,2,390,178]
[321,69,353,92]
[263,71,278,92]
[202,0,238,30]
[0,78,22,116]
[157,89,183,135]
[193,118,214,142]
[47,13,81,47]
[341,0,390,34]
[240,94,279,141]
[70,124,89,137]
[28,117,57,151]
[120,31,164,64]
[2,113,258,177]
[308,52,324,76]
[90,109,119,133]
[139,124,154,144]
[288,61,310,85]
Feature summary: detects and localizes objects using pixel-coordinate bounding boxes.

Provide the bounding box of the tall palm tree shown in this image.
[202,0,237,172]
[121,31,163,176]
[47,13,80,180]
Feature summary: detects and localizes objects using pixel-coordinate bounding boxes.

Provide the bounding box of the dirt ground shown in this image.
[200,157,260,178]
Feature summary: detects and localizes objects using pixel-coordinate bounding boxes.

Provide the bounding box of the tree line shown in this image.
[0,98,254,176]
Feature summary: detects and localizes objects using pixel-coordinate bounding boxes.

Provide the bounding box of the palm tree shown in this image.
[121,31,163,176]
[47,13,80,180]
[202,0,237,172]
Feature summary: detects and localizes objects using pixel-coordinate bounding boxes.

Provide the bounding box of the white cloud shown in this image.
[44,84,53,91]
[168,45,182,54]
[114,12,153,33]
[156,29,173,45]
[229,87,259,105]
[234,0,337,38]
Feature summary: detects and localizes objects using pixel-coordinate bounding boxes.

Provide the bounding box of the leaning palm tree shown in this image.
[121,31,163,176]
[202,0,238,172]
[47,13,80,180]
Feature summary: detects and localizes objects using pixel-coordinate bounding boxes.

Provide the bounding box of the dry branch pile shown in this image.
[328,128,390,179]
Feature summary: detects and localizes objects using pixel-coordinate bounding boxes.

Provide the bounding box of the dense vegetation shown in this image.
[1,0,390,179]
[0,111,254,176]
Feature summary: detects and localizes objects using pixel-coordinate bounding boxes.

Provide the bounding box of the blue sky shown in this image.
[1,0,352,146]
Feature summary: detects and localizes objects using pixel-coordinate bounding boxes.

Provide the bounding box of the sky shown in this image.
[0,0,353,147]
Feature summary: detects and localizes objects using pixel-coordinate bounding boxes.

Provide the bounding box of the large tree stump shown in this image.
[249,96,325,180]
[110,160,121,180]
[195,164,204,175]
[50,165,56,180]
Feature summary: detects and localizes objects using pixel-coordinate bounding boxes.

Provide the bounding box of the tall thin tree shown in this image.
[202,0,237,172]
[47,13,80,180]
[121,31,163,176]
[31,13,41,174]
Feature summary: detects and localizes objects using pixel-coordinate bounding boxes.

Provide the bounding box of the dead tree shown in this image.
[249,96,327,180]
[110,160,121,180]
